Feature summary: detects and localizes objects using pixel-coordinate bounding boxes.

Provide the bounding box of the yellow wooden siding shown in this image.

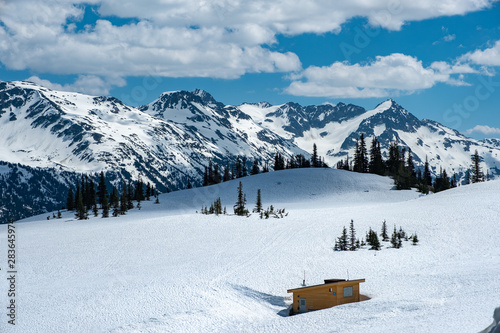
[289,280,363,313]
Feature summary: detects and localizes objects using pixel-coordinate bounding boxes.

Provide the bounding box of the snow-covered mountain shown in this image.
[240,99,500,178]
[1,79,500,222]
[0,81,305,222]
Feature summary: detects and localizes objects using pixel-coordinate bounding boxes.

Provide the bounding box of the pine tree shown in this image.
[412,233,419,245]
[274,152,285,171]
[145,182,151,201]
[390,225,399,248]
[369,137,385,175]
[381,220,389,241]
[75,188,87,220]
[57,210,62,219]
[66,187,75,211]
[311,143,319,167]
[337,226,348,251]
[367,228,381,250]
[97,171,107,208]
[349,219,357,251]
[102,192,109,218]
[254,189,262,213]
[387,141,401,176]
[233,181,248,216]
[423,156,432,186]
[251,160,259,175]
[471,150,484,183]
[187,178,192,189]
[135,178,145,201]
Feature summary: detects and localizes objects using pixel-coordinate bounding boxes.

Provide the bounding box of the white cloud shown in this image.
[462,40,500,66]
[285,53,475,98]
[0,0,496,85]
[26,75,126,96]
[465,125,500,136]
[443,34,456,42]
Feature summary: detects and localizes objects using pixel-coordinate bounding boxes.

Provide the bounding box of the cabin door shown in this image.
[299,298,307,313]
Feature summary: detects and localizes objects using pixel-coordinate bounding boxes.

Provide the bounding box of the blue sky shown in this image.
[1,1,499,138]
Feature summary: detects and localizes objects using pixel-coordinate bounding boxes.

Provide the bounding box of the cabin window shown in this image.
[343,286,353,297]
[329,288,332,292]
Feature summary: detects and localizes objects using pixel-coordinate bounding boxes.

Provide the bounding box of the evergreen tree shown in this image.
[187,178,192,189]
[337,226,348,251]
[369,137,385,175]
[135,178,145,201]
[311,143,319,167]
[145,182,151,201]
[390,225,399,248]
[57,210,62,219]
[381,220,389,241]
[471,150,484,183]
[102,192,109,218]
[367,228,381,250]
[66,187,75,211]
[412,233,419,245]
[75,188,87,220]
[423,156,432,186]
[353,134,368,173]
[254,189,262,213]
[349,219,357,251]
[387,141,401,175]
[97,171,107,208]
[251,160,259,175]
[233,181,248,216]
[274,152,285,171]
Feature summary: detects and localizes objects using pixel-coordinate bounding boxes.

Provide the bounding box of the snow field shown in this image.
[0,168,498,332]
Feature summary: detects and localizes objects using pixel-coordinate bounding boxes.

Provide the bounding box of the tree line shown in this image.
[65,172,158,220]
[337,134,491,193]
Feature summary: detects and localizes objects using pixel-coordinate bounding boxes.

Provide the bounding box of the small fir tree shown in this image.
[412,233,419,245]
[381,220,389,241]
[233,181,248,216]
[254,189,262,213]
[349,219,357,251]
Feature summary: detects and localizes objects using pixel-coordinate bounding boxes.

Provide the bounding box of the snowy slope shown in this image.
[2,169,498,332]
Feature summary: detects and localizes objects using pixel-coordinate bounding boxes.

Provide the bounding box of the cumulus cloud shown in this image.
[462,40,500,66]
[465,125,500,136]
[0,0,496,86]
[26,75,126,96]
[285,53,475,98]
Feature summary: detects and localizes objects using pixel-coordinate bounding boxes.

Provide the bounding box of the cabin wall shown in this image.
[291,282,361,313]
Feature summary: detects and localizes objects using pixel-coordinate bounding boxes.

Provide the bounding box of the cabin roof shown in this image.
[287,278,365,293]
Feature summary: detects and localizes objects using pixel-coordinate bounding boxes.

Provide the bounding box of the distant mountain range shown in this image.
[1,80,499,222]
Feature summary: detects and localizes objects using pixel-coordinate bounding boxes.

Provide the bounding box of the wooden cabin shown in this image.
[287,278,365,314]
